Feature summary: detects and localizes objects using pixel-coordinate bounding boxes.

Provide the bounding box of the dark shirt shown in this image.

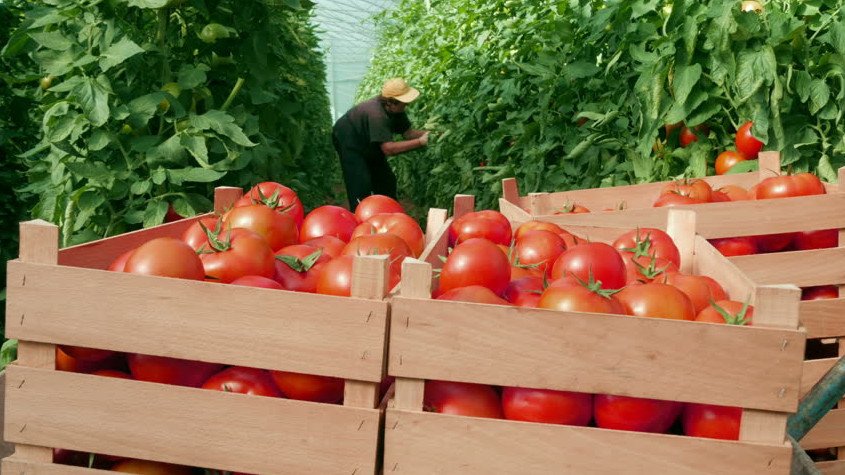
[333,97,412,162]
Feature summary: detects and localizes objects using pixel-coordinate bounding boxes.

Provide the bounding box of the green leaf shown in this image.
[66,161,113,182]
[73,77,111,127]
[817,155,837,183]
[809,79,831,115]
[130,180,152,195]
[563,61,600,80]
[181,135,209,166]
[725,159,759,174]
[632,0,660,19]
[27,31,74,51]
[99,37,145,72]
[143,200,169,228]
[126,0,170,8]
[794,70,813,103]
[151,167,167,185]
[0,339,18,372]
[828,20,845,56]
[672,63,702,105]
[88,130,110,151]
[167,167,226,184]
[177,64,210,90]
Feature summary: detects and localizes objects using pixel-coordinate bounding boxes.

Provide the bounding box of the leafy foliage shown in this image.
[5,0,340,248]
[361,0,845,212]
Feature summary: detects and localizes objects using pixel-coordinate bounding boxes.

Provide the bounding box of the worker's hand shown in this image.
[419,132,430,146]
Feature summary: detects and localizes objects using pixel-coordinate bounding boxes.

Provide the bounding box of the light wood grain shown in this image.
[351,255,391,300]
[400,259,433,299]
[801,409,845,450]
[527,192,551,215]
[799,299,845,339]
[393,379,425,412]
[692,236,757,302]
[498,198,532,229]
[6,261,388,382]
[817,460,845,475]
[758,152,782,181]
[802,358,839,398]
[425,208,448,247]
[4,366,381,475]
[344,380,379,408]
[0,371,13,460]
[213,186,243,213]
[2,458,111,474]
[501,178,519,204]
[383,410,791,475]
[388,297,803,411]
[19,221,58,265]
[666,209,697,274]
[418,218,452,268]
[730,248,845,287]
[452,195,475,220]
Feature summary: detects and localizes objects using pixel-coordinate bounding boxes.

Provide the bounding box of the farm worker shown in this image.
[332,77,430,209]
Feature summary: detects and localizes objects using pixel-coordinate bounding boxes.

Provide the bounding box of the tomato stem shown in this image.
[221,77,245,112]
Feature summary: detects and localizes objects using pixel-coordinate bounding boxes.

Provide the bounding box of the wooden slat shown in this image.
[388,297,804,411]
[501,178,519,204]
[57,215,207,270]
[666,209,697,274]
[730,248,845,287]
[418,218,452,267]
[425,208,448,247]
[498,198,532,229]
[800,299,845,339]
[453,195,475,219]
[817,460,845,475]
[6,262,388,382]
[383,410,791,475]
[2,458,110,474]
[213,186,243,213]
[4,366,381,475]
[527,192,551,215]
[0,371,13,460]
[801,409,845,450]
[692,236,756,302]
[802,358,839,398]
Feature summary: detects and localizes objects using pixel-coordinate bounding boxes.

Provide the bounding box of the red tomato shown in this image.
[91,369,132,379]
[715,150,747,175]
[273,244,330,293]
[735,121,763,159]
[342,233,412,289]
[503,276,544,308]
[594,394,682,433]
[437,285,511,305]
[616,283,696,320]
[223,204,299,252]
[111,459,194,474]
[237,181,305,227]
[753,232,795,253]
[202,367,282,397]
[683,403,741,440]
[424,380,503,419]
[802,285,839,300]
[303,235,346,259]
[514,221,572,241]
[124,237,205,280]
[794,229,837,250]
[270,371,344,403]
[127,354,224,387]
[56,347,125,374]
[621,253,678,284]
[59,345,114,362]
[551,242,627,290]
[538,284,625,315]
[612,228,680,268]
[449,210,512,246]
[553,201,591,214]
[164,203,185,223]
[710,190,731,202]
[302,206,360,242]
[653,193,703,207]
[354,194,405,222]
[718,185,752,201]
[230,275,284,290]
[695,300,754,325]
[107,249,134,272]
[439,238,511,295]
[502,387,593,426]
[679,127,699,147]
[181,216,221,250]
[352,212,425,257]
[660,179,713,202]
[794,172,826,195]
[662,273,728,314]
[709,237,757,256]
[755,175,816,200]
[513,230,567,278]
[315,255,355,296]
[199,228,276,283]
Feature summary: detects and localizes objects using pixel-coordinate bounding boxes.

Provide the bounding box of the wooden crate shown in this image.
[383,196,807,474]
[1,187,426,475]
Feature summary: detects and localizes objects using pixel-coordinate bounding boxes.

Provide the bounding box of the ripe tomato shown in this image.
[273,244,330,293]
[223,204,298,252]
[709,237,757,256]
[448,210,512,246]
[554,201,590,214]
[794,172,826,195]
[107,249,134,272]
[715,150,747,175]
[352,213,425,257]
[679,127,699,147]
[502,387,592,426]
[439,238,511,296]
[315,255,355,297]
[437,285,511,305]
[794,229,837,250]
[616,283,695,320]
[201,367,282,397]
[653,193,703,207]
[111,459,194,474]
[59,345,115,362]
[683,403,741,440]
[300,205,360,242]
[503,276,544,308]
[127,354,224,387]
[270,371,344,403]
[181,216,221,250]
[802,285,839,300]
[551,242,627,290]
[343,233,412,289]
[198,228,275,283]
[621,253,678,284]
[755,174,820,200]
[514,221,571,241]
[612,228,680,268]
[513,230,567,278]
[124,237,205,280]
[735,121,763,159]
[753,232,795,253]
[594,394,682,433]
[354,194,404,222]
[424,380,503,419]
[710,190,731,202]
[56,347,125,374]
[661,273,727,314]
[303,235,347,259]
[717,185,752,201]
[238,182,305,227]
[538,283,625,315]
[695,300,754,325]
[660,179,713,202]
[230,275,284,290]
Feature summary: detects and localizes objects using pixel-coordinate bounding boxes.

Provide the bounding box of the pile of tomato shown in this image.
[54,182,420,473]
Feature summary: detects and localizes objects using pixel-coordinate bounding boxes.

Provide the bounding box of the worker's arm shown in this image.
[380,132,429,156]
[403,129,427,140]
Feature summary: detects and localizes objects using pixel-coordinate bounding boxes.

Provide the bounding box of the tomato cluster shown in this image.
[425,210,764,439]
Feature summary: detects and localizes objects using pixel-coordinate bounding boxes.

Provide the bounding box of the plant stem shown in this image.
[221,77,245,112]
[156,9,171,81]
